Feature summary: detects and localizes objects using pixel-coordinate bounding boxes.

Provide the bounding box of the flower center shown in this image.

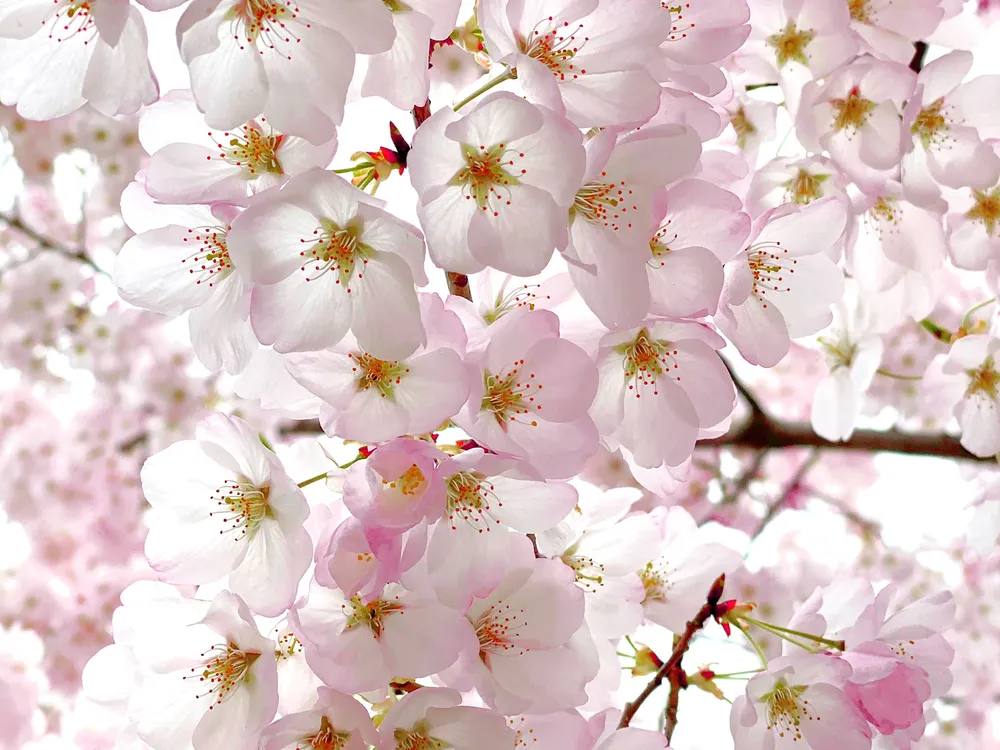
[43,1,97,43]
[517,19,588,79]
[662,2,697,42]
[783,168,829,205]
[746,241,796,308]
[210,121,285,177]
[301,716,352,750]
[966,187,1000,236]
[445,471,503,532]
[966,357,1000,399]
[452,143,523,215]
[393,726,448,750]
[480,364,543,427]
[848,0,873,23]
[831,86,876,133]
[761,679,811,741]
[180,225,233,288]
[614,329,680,396]
[226,0,302,51]
[648,229,675,267]
[208,480,271,540]
[731,106,757,150]
[912,98,950,148]
[350,352,409,398]
[561,546,606,592]
[640,561,674,602]
[380,464,428,498]
[183,642,260,708]
[473,603,527,658]
[766,21,815,67]
[482,278,549,325]
[572,175,637,232]
[344,595,404,639]
[298,218,372,289]
[275,633,303,661]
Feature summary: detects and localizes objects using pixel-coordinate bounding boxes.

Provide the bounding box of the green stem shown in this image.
[732,621,769,669]
[624,635,639,654]
[297,472,329,488]
[454,67,517,111]
[338,454,366,470]
[357,172,375,192]
[919,318,953,344]
[746,82,778,91]
[962,298,996,330]
[741,616,845,650]
[876,368,923,381]
[710,668,766,679]
[332,165,367,174]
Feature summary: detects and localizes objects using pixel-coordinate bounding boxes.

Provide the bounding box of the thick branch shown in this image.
[663,640,685,743]
[618,574,725,729]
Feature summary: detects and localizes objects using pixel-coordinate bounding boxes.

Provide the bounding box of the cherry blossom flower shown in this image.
[848,0,945,62]
[593,320,736,468]
[259,687,378,750]
[140,413,311,616]
[746,156,851,216]
[731,653,873,750]
[363,0,463,109]
[446,556,594,715]
[285,293,470,443]
[902,50,1000,208]
[947,144,1000,270]
[175,0,378,145]
[139,91,337,205]
[129,590,279,750]
[646,179,751,319]
[407,92,585,276]
[924,334,1000,457]
[453,309,600,479]
[716,197,848,369]
[114,181,256,375]
[376,687,514,750]
[797,59,916,187]
[640,505,743,633]
[290,577,467,694]
[479,0,669,127]
[228,168,427,360]
[655,0,751,71]
[0,0,158,120]
[566,125,702,328]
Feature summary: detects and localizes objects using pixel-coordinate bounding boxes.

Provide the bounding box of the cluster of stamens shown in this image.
[381,464,427,497]
[573,172,637,232]
[349,352,409,398]
[183,642,259,708]
[209,120,284,177]
[966,187,1000,236]
[473,601,528,657]
[298,219,369,288]
[343,594,404,639]
[663,2,697,42]
[483,280,551,324]
[207,479,271,540]
[445,471,503,532]
[453,144,523,215]
[730,106,757,150]
[831,86,875,134]
[298,716,352,750]
[519,18,589,79]
[848,0,874,23]
[226,0,307,58]
[649,224,678,267]
[766,21,815,68]
[44,1,97,44]
[180,225,233,287]
[761,679,813,741]
[746,241,797,308]
[965,356,1000,400]
[640,561,675,602]
[274,632,302,661]
[616,329,681,396]
[480,362,544,427]
[393,725,448,750]
[561,548,606,592]
[912,98,955,150]
[783,168,829,205]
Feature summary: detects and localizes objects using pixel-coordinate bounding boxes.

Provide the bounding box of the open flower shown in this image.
[377,688,514,750]
[260,688,378,750]
[408,92,585,276]
[140,413,311,616]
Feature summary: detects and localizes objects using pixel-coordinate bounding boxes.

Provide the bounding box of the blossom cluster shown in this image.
[4,0,1000,747]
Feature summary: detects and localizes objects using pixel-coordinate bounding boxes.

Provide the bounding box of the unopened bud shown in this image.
[687,668,725,700]
[707,573,726,607]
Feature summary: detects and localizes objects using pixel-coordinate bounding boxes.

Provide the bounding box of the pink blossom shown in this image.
[260,687,378,750]
[454,309,600,479]
[0,0,157,120]
[227,168,427,360]
[479,0,669,127]
[849,0,945,63]
[376,687,514,750]
[746,156,851,216]
[140,413,311,616]
[407,92,585,276]
[716,197,848,368]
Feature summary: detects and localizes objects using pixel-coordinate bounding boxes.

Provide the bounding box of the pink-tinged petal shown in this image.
[569,240,651,329]
[228,196,326,284]
[114,227,218,315]
[655,180,751,259]
[622,379,698,468]
[591,350,627,434]
[393,348,471,433]
[919,50,972,103]
[561,68,663,129]
[273,134,338,176]
[488,476,578,532]
[230,522,311,617]
[671,340,735,426]
[467,184,566,276]
[284,350,359,410]
[803,33,858,78]
[859,102,905,171]
[427,706,515,750]
[811,369,859,442]
[927,126,1000,190]
[418,186,485,274]
[596,728,669,750]
[83,9,158,117]
[959,394,1000,457]
[145,143,248,205]
[948,215,996,271]
[753,198,848,257]
[647,245,725,318]
[484,309,561,375]
[769,252,844,338]
[406,106,464,193]
[379,597,466,678]
[357,211,427,285]
[521,337,599,423]
[720,295,791,368]
[446,92,544,147]
[799,683,874,750]
[195,413,273,485]
[350,252,425,361]
[363,10,435,110]
[0,31,88,120]
[487,646,590,713]
[188,272,256,375]
[508,107,587,206]
[144,514,248,584]
[506,416,600,480]
[295,0,396,53]
[251,272,352,353]
[336,385,411,443]
[515,54,569,115]
[188,34,269,132]
[477,0,518,60]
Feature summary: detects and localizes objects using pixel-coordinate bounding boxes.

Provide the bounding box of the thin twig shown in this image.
[0,211,105,275]
[618,574,726,729]
[663,634,685,743]
[752,449,821,539]
[722,449,769,505]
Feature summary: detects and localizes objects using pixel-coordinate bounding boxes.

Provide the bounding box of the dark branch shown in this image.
[663,639,686,743]
[909,41,929,73]
[752,448,821,538]
[0,211,105,275]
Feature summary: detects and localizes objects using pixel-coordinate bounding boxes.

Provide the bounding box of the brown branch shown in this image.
[909,41,929,73]
[0,211,105,275]
[752,448,821,539]
[618,574,726,729]
[663,636,686,743]
[721,448,769,505]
